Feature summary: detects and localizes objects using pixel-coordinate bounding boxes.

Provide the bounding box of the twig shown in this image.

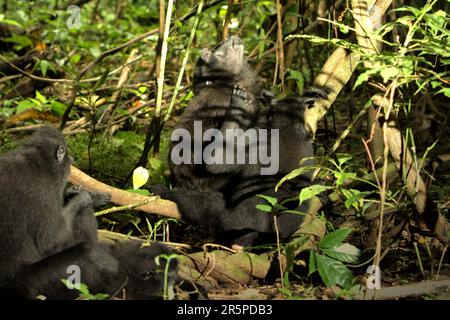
[437,245,448,276]
[80,54,142,83]
[0,54,70,83]
[222,0,233,40]
[273,215,284,288]
[95,198,156,217]
[413,241,426,278]
[152,0,174,158]
[275,0,285,89]
[164,0,204,123]
[375,81,396,268]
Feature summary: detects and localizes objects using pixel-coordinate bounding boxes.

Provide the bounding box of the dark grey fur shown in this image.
[154,88,328,247]
[0,127,179,299]
[169,36,262,192]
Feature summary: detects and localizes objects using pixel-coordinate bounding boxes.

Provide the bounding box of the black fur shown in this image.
[0,127,99,283]
[158,36,329,247]
[169,36,262,192]
[13,241,178,300]
[0,127,179,299]
[155,86,328,247]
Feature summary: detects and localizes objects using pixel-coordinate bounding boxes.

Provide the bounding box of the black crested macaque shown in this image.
[109,241,178,300]
[170,35,263,192]
[0,127,179,299]
[0,127,104,282]
[15,241,179,300]
[154,87,328,247]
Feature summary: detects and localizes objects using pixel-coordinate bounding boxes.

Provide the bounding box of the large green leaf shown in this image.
[322,243,361,264]
[342,189,373,209]
[50,101,67,116]
[319,228,352,249]
[16,100,35,114]
[275,166,312,191]
[334,172,357,186]
[336,154,353,166]
[308,250,317,276]
[315,254,354,288]
[255,204,272,213]
[299,185,332,205]
[257,194,278,206]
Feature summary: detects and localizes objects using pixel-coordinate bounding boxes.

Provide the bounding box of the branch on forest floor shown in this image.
[350,279,450,300]
[69,165,180,219]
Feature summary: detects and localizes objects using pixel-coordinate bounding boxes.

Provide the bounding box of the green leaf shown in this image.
[16,100,35,114]
[3,34,33,49]
[49,101,67,116]
[342,189,372,209]
[322,243,361,264]
[308,250,317,276]
[338,24,349,34]
[354,68,379,88]
[256,204,273,213]
[380,67,399,83]
[334,172,356,186]
[430,81,441,89]
[258,29,266,60]
[299,185,332,205]
[37,60,49,77]
[90,293,109,300]
[257,194,278,206]
[29,98,42,108]
[0,17,23,28]
[70,54,81,64]
[78,283,90,295]
[319,228,352,249]
[35,91,47,104]
[286,69,305,93]
[337,154,352,166]
[276,166,313,191]
[138,86,148,94]
[438,87,450,98]
[89,46,101,58]
[315,254,354,288]
[149,158,163,170]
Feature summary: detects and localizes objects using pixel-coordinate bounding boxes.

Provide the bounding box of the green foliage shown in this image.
[15,91,67,116]
[145,217,179,242]
[298,185,332,205]
[155,253,179,300]
[308,228,360,289]
[61,280,109,300]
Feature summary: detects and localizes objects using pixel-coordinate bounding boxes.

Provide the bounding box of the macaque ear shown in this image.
[201,48,212,63]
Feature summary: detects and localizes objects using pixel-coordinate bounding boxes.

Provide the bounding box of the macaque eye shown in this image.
[142,271,154,280]
[56,146,66,163]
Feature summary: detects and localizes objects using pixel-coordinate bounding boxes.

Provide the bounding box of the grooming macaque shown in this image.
[154,35,329,247]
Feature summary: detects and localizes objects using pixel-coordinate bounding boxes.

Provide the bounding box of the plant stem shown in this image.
[163,0,204,123]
